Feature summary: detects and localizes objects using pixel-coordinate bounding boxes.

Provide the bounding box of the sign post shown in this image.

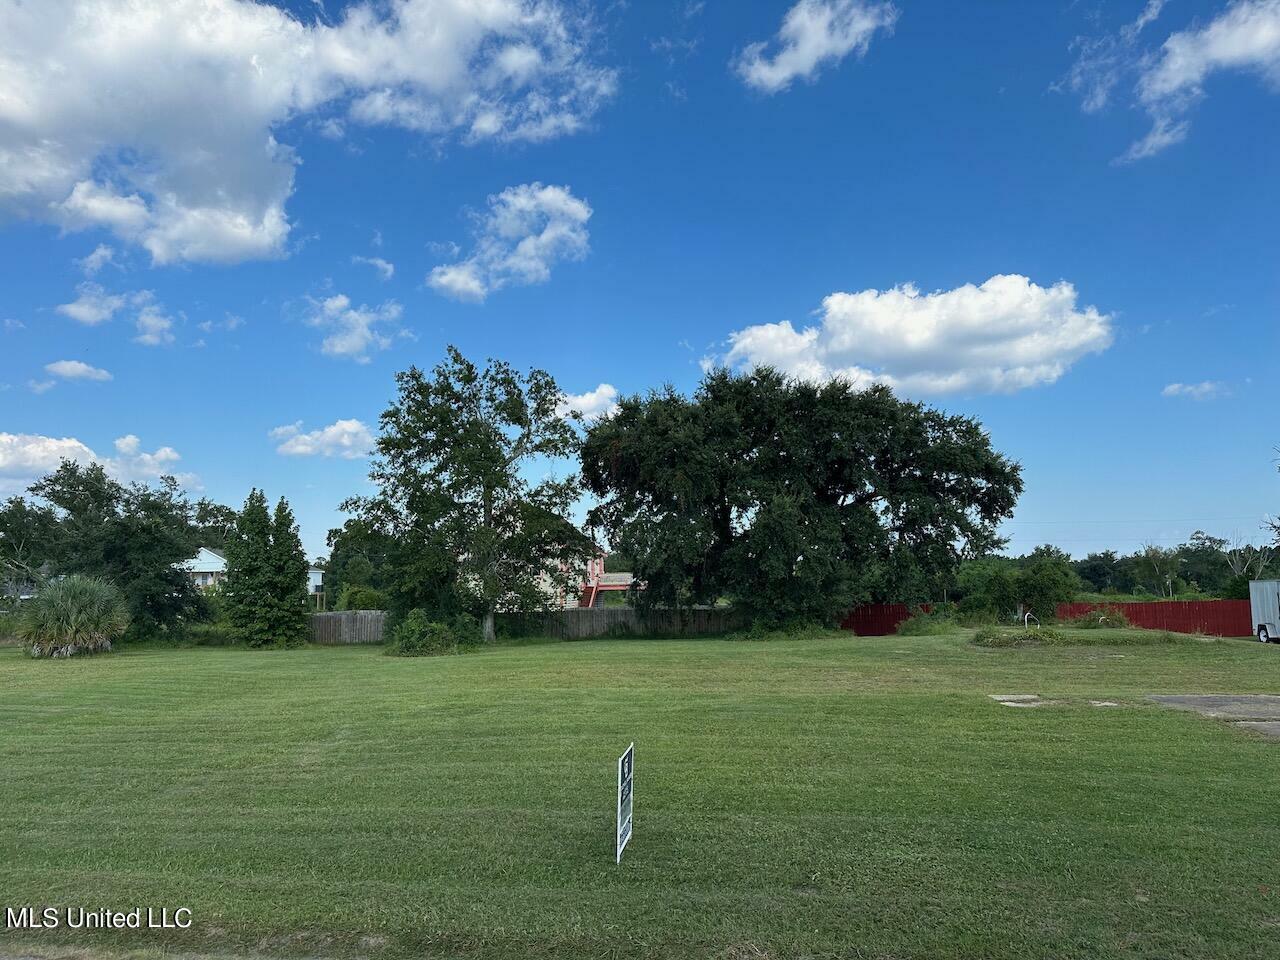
[616,742,634,863]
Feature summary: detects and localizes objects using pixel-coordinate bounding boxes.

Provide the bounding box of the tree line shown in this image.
[5,346,1276,651]
[0,461,310,649]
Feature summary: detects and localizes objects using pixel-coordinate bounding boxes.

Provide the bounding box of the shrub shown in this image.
[387,609,458,657]
[971,626,1064,648]
[337,584,389,611]
[1064,606,1131,629]
[896,606,955,636]
[17,575,129,658]
[183,622,236,646]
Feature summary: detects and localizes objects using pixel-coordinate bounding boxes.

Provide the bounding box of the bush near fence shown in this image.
[311,607,748,645]
[524,607,748,640]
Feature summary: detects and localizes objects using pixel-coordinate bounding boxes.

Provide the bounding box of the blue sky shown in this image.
[1,0,1277,560]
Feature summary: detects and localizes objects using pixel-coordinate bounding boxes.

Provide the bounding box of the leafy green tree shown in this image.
[1075,550,1124,593]
[1131,544,1185,597]
[268,498,309,648]
[27,463,202,637]
[193,498,240,550]
[1176,531,1231,594]
[1017,548,1082,621]
[582,367,1022,625]
[956,556,1020,619]
[337,584,389,610]
[347,347,592,642]
[223,489,274,647]
[0,496,59,595]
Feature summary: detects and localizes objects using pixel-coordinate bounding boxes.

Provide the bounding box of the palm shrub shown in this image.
[18,575,129,658]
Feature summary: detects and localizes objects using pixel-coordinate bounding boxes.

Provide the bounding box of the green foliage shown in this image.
[0,495,58,596]
[957,556,1020,619]
[193,499,240,551]
[182,622,236,646]
[582,367,1022,626]
[972,625,1192,647]
[323,517,398,610]
[346,347,594,643]
[16,574,129,657]
[956,548,1079,622]
[224,491,309,649]
[736,620,831,643]
[1063,606,1131,629]
[387,609,459,657]
[25,463,206,639]
[337,584,389,610]
[268,499,309,649]
[896,606,956,636]
[603,550,632,574]
[971,626,1065,647]
[1018,548,1082,622]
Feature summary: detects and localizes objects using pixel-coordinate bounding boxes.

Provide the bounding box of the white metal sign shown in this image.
[616,742,634,863]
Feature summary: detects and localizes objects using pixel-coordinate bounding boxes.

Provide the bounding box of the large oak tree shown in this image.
[581,367,1023,625]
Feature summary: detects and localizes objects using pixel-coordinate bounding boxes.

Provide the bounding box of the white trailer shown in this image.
[1249,580,1280,643]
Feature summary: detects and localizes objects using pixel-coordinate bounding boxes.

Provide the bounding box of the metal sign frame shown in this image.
[616,742,634,863]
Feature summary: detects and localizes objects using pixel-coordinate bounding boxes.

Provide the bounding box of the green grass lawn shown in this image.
[3,629,1280,960]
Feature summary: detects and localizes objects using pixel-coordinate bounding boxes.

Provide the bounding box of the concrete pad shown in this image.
[1235,722,1280,739]
[1148,695,1280,720]
[989,694,1039,702]
[1090,700,1119,707]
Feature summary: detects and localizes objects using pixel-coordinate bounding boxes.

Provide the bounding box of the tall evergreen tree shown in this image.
[268,497,309,648]
[223,489,273,648]
[224,490,310,649]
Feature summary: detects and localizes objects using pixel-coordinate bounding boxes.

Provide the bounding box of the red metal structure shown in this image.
[839,604,929,636]
[839,600,1252,637]
[1055,600,1251,637]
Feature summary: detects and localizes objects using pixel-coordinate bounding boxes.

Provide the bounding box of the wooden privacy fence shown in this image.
[510,607,749,640]
[310,610,387,645]
[309,607,746,644]
[1056,600,1251,637]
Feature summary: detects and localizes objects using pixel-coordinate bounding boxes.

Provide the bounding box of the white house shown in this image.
[182,547,228,590]
[180,546,324,598]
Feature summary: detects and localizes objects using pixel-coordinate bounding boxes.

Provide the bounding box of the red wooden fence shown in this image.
[841,600,1253,637]
[1055,600,1252,637]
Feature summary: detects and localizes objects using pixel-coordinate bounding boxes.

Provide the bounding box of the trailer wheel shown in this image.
[1259,626,1271,644]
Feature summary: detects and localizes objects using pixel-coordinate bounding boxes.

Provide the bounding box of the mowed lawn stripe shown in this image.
[2,633,1279,959]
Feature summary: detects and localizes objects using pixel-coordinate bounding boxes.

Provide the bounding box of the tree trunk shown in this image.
[483,607,496,644]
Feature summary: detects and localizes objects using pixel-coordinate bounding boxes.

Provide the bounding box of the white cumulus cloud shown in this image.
[271,419,375,458]
[1162,380,1227,400]
[0,0,616,264]
[56,283,127,325]
[557,383,619,420]
[0,431,192,494]
[45,359,112,381]
[734,0,897,94]
[721,274,1114,395]
[428,182,591,302]
[305,293,402,362]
